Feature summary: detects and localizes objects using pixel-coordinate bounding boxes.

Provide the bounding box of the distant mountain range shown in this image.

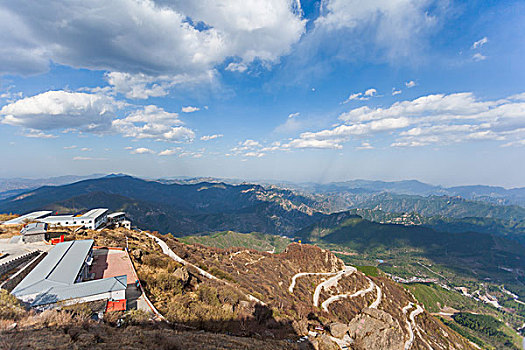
[0,174,105,200]
[281,179,525,207]
[0,175,325,235]
[1,175,525,239]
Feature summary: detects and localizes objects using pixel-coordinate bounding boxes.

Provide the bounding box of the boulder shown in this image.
[329,322,349,339]
[348,309,404,350]
[311,334,340,350]
[132,249,143,261]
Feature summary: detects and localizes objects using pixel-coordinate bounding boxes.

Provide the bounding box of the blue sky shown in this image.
[0,0,524,187]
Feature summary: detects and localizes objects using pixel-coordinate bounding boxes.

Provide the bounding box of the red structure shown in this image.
[50,235,65,245]
[106,299,126,312]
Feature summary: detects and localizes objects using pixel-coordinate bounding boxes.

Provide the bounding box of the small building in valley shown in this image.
[11,239,127,310]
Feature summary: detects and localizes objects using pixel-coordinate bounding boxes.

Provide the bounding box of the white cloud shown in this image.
[357,142,374,150]
[285,92,525,150]
[392,88,402,96]
[244,151,265,157]
[501,139,525,147]
[231,139,261,152]
[364,88,377,97]
[307,0,445,67]
[472,53,486,61]
[158,148,180,156]
[112,105,195,142]
[225,62,248,73]
[103,72,218,100]
[284,138,344,149]
[130,147,154,154]
[0,0,306,88]
[23,129,57,139]
[472,37,488,49]
[288,112,300,118]
[0,90,119,132]
[342,88,378,103]
[80,147,92,152]
[63,145,77,149]
[73,156,107,161]
[405,80,416,88]
[200,134,223,141]
[181,106,200,113]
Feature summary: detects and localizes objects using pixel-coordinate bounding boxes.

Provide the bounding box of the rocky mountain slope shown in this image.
[0,226,479,349]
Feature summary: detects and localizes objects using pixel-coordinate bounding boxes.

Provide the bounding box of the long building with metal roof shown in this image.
[11,239,126,309]
[1,211,52,225]
[38,208,108,230]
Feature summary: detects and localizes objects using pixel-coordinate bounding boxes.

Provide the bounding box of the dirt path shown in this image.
[369,282,382,309]
[144,231,265,304]
[321,278,375,312]
[313,266,356,307]
[403,302,425,350]
[289,271,339,293]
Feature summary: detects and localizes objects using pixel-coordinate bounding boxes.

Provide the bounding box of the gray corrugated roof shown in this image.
[81,208,108,219]
[21,222,47,235]
[12,239,127,307]
[30,275,127,307]
[12,240,94,296]
[2,211,52,225]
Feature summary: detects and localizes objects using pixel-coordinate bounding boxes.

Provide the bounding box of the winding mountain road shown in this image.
[289,271,339,293]
[313,266,357,307]
[321,279,375,312]
[403,302,425,350]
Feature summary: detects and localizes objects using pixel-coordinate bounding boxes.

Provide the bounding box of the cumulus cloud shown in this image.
[296,0,446,71]
[405,80,416,88]
[288,112,300,118]
[130,147,155,154]
[112,105,195,142]
[392,88,402,96]
[23,129,57,139]
[342,88,377,103]
[231,139,261,152]
[181,106,200,113]
[225,62,248,73]
[200,134,223,141]
[158,148,180,156]
[472,37,488,49]
[285,92,525,149]
[0,0,306,92]
[103,72,217,100]
[0,90,119,132]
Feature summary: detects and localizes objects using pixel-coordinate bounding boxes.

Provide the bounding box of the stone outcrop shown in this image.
[328,322,349,339]
[348,308,404,350]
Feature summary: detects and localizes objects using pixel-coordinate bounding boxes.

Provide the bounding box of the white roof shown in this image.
[81,208,108,219]
[2,211,53,225]
[108,212,125,218]
[39,208,108,223]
